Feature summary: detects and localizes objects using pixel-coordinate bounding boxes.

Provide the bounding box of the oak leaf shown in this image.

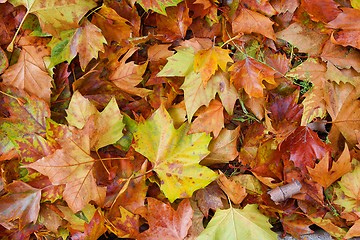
[197,205,277,240]
[307,144,351,188]
[137,198,193,240]
[133,106,217,202]
[232,8,276,40]
[26,125,106,212]
[193,46,233,85]
[48,20,106,71]
[1,46,52,102]
[188,99,224,138]
[229,57,276,98]
[8,0,96,37]
[0,181,41,229]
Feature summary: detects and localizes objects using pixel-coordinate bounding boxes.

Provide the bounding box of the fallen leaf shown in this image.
[0,181,41,229]
[133,106,217,202]
[157,46,194,77]
[106,206,140,238]
[280,126,330,173]
[109,48,151,97]
[8,0,96,37]
[327,8,360,49]
[188,99,224,138]
[26,124,106,212]
[1,46,52,102]
[202,127,239,165]
[48,20,106,71]
[155,2,192,41]
[301,0,341,23]
[137,0,183,15]
[232,8,276,40]
[197,205,277,240]
[194,46,233,85]
[137,198,193,240]
[217,172,247,204]
[229,57,277,98]
[194,183,225,217]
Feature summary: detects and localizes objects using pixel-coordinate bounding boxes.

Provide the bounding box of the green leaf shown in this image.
[136,0,184,15]
[133,106,217,202]
[157,46,194,77]
[197,205,277,240]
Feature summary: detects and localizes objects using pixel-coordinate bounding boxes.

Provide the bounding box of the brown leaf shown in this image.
[1,46,52,102]
[229,57,276,98]
[188,99,224,138]
[156,2,192,41]
[232,8,276,40]
[0,181,41,229]
[137,198,193,240]
[217,172,247,205]
[194,183,225,217]
[307,144,351,188]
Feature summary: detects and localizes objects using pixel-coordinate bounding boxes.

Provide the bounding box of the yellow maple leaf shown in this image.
[194,46,233,85]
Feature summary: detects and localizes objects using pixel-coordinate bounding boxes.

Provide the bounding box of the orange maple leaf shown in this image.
[229,57,276,98]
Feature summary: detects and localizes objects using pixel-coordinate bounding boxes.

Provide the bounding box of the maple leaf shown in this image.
[197,205,277,240]
[66,91,125,150]
[324,82,360,147]
[334,164,360,212]
[48,20,106,71]
[281,126,330,173]
[229,57,276,98]
[327,8,360,49]
[1,46,52,102]
[109,48,151,97]
[0,48,8,74]
[157,46,194,77]
[137,198,193,240]
[136,0,183,15]
[307,217,347,239]
[0,86,50,156]
[188,99,224,137]
[301,0,341,23]
[155,2,192,41]
[217,172,247,204]
[276,22,328,56]
[26,125,106,212]
[194,183,225,217]
[193,46,233,85]
[320,40,360,72]
[0,181,41,229]
[307,144,351,188]
[7,0,96,40]
[106,206,140,238]
[232,8,276,40]
[72,210,107,240]
[202,127,239,165]
[345,219,360,239]
[133,106,217,202]
[91,5,132,44]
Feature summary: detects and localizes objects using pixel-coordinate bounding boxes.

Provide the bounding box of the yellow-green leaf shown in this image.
[197,205,277,240]
[157,46,194,77]
[133,106,217,202]
[137,0,184,15]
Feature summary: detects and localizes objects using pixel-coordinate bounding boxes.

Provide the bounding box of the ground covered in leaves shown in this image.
[1,0,360,239]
